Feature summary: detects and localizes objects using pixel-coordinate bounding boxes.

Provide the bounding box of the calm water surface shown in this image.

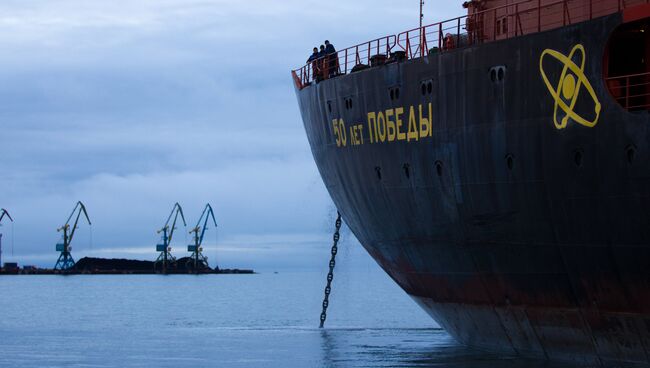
[0,268,564,367]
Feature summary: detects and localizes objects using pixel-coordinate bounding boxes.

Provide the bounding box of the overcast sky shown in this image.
[0,0,459,270]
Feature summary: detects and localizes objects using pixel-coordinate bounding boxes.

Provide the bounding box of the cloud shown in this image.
[0,0,460,267]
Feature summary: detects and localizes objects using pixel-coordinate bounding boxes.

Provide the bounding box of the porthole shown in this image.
[421,80,434,96]
[489,66,507,83]
[435,161,443,177]
[389,87,401,101]
[375,166,382,180]
[344,97,354,110]
[574,150,583,167]
[403,163,411,179]
[626,145,637,164]
[505,154,514,171]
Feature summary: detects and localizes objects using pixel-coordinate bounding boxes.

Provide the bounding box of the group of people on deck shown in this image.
[307,40,339,81]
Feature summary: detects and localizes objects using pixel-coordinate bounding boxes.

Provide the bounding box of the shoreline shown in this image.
[0,268,255,275]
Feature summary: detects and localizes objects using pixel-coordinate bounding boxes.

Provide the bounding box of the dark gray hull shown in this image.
[295,12,650,366]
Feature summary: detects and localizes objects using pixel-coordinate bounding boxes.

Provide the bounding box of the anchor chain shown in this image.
[319,211,342,328]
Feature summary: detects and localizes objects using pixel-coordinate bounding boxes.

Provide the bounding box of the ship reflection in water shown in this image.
[318,328,560,368]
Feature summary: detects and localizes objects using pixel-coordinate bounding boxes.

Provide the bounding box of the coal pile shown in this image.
[74,257,155,273]
[175,257,214,273]
[73,257,214,274]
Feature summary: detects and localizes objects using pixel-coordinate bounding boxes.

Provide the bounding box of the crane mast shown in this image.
[187,204,217,273]
[54,201,91,271]
[0,209,14,270]
[419,0,426,56]
[154,203,186,274]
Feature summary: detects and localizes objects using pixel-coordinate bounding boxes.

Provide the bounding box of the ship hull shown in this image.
[295,11,650,366]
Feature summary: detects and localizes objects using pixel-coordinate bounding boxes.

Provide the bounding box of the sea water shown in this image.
[0,267,559,367]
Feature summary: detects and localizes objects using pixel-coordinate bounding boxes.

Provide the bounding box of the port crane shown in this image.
[0,209,14,267]
[154,203,186,274]
[54,201,91,271]
[187,203,217,273]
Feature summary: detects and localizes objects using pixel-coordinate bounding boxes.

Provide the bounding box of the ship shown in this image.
[292,0,650,365]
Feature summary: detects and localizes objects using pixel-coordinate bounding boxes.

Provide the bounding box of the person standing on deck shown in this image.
[317,45,326,80]
[307,47,320,80]
[307,47,319,63]
[324,40,339,77]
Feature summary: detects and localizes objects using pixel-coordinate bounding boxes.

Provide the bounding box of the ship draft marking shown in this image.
[539,44,601,129]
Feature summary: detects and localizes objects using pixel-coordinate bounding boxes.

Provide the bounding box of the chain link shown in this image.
[319,211,342,328]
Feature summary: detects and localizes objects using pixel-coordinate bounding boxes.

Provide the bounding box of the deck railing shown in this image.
[294,35,396,88]
[397,0,637,59]
[292,0,648,90]
[606,71,650,110]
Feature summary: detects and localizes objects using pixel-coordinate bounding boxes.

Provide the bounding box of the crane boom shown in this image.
[157,202,186,243]
[66,202,91,243]
[0,209,13,223]
[193,204,217,246]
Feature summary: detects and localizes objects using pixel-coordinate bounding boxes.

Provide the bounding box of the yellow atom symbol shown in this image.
[539,44,601,130]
